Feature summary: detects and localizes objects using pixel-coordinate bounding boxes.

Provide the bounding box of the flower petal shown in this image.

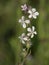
[23,37,28,41]
[27,33,31,36]
[32,14,37,19]
[27,28,31,32]
[32,8,36,12]
[25,20,30,24]
[21,5,23,8]
[34,12,39,16]
[28,14,32,18]
[32,26,35,31]
[22,16,25,21]
[22,40,25,44]
[24,4,27,9]
[24,4,27,7]
[23,23,26,28]
[22,33,25,37]
[31,34,34,38]
[28,10,32,14]
[19,19,21,23]
[34,31,37,34]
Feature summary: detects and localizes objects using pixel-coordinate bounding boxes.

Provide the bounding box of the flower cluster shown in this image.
[19,4,39,43]
[21,4,39,19]
[18,4,39,65]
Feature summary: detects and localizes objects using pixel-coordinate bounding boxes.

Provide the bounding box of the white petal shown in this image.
[23,37,28,41]
[25,20,30,24]
[19,19,21,23]
[32,14,37,19]
[34,31,37,34]
[32,26,35,31]
[24,4,27,8]
[32,8,36,12]
[23,23,26,28]
[27,28,31,32]
[22,33,25,37]
[22,16,25,20]
[24,4,27,7]
[27,33,31,36]
[28,14,32,18]
[22,40,25,44]
[21,5,23,8]
[28,10,32,14]
[31,34,34,38]
[34,12,39,16]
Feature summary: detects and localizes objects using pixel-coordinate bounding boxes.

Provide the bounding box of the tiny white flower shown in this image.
[28,8,39,19]
[19,33,30,44]
[21,4,28,11]
[23,48,26,52]
[27,26,37,38]
[19,16,30,28]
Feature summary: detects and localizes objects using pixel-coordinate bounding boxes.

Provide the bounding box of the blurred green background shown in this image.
[0,0,49,65]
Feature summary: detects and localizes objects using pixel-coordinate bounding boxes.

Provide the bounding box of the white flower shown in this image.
[27,26,37,38]
[19,33,30,44]
[19,16,30,28]
[28,8,39,19]
[21,4,28,11]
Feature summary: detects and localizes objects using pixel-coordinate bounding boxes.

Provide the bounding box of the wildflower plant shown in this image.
[18,4,39,65]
